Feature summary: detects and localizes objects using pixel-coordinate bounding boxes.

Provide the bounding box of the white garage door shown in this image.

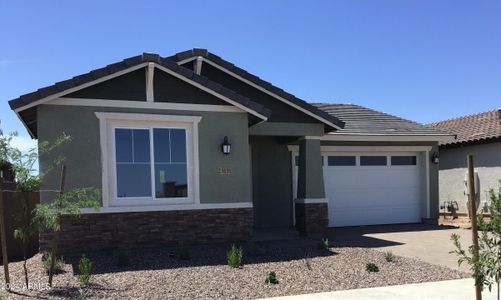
[293,152,423,227]
[324,153,422,227]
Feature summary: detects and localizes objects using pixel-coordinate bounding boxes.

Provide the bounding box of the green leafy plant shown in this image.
[366,262,379,272]
[41,251,65,275]
[319,238,329,250]
[265,271,279,284]
[383,251,396,262]
[113,249,130,267]
[78,255,92,285]
[177,245,191,260]
[451,180,501,299]
[227,244,243,268]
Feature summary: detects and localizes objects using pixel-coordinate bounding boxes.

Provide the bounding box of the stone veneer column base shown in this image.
[40,207,253,255]
[295,203,328,234]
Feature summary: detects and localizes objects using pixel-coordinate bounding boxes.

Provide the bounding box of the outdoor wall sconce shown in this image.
[431,152,439,164]
[222,136,231,155]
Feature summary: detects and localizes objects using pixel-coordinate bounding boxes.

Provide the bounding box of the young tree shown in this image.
[451,180,501,300]
[0,122,70,287]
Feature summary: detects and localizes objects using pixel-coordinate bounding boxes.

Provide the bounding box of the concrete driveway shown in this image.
[327,224,473,272]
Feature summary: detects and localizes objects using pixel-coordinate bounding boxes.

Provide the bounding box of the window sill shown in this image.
[110,197,193,206]
[79,202,253,214]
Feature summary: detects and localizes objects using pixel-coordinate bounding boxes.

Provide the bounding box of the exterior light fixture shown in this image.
[431,152,439,164]
[222,136,231,155]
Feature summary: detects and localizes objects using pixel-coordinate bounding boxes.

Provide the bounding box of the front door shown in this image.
[250,136,293,228]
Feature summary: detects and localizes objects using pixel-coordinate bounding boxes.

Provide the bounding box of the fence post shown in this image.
[467,154,482,300]
[0,178,10,290]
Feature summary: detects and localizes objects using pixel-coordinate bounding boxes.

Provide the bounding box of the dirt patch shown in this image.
[0,239,469,299]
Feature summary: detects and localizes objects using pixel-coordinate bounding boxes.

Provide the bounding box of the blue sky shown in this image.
[1,0,500,148]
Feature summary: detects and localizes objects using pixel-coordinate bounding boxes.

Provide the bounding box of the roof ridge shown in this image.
[429,108,501,126]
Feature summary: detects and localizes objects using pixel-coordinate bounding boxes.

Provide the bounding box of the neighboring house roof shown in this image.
[429,109,501,146]
[314,103,452,141]
[167,49,345,130]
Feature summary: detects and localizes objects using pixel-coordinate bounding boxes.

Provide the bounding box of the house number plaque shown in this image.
[217,167,232,175]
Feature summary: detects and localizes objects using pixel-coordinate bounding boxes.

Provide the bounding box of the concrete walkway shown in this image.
[264,279,498,300]
[327,224,473,272]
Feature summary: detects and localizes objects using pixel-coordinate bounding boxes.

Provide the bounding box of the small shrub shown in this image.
[78,255,92,285]
[227,244,243,268]
[265,271,279,284]
[112,249,130,267]
[366,262,379,272]
[42,252,65,275]
[177,246,191,260]
[319,238,329,250]
[383,251,395,262]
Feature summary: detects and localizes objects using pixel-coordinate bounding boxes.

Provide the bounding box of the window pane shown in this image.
[155,164,188,198]
[391,156,417,166]
[170,129,187,163]
[360,156,387,166]
[133,129,150,162]
[153,128,171,163]
[328,156,356,166]
[116,164,152,197]
[115,129,132,163]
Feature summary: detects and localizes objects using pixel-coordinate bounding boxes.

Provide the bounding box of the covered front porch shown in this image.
[249,122,327,234]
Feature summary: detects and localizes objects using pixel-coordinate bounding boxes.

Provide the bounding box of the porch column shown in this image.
[295,137,328,234]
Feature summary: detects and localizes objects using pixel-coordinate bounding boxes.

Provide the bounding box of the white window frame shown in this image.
[96,112,201,208]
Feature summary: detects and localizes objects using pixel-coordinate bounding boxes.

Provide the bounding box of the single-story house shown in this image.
[9,49,452,254]
[429,109,501,214]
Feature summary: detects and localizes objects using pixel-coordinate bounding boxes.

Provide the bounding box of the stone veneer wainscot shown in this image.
[40,208,253,254]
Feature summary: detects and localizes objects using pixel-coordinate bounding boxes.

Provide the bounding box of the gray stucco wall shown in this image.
[37,105,252,205]
[439,142,501,213]
[249,122,324,136]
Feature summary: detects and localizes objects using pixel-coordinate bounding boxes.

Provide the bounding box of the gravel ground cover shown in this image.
[0,239,469,299]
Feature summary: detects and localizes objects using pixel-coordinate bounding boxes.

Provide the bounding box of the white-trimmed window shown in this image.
[96,112,201,207]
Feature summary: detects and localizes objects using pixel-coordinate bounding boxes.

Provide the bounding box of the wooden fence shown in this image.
[0,181,39,262]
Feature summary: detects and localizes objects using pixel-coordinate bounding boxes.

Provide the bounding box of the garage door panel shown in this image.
[327,185,420,194]
[324,170,418,189]
[327,187,420,203]
[331,206,421,227]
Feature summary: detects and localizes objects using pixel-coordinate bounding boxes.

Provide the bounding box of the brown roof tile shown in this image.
[429,109,501,145]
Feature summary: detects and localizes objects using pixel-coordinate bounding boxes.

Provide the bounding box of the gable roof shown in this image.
[9,53,271,117]
[9,54,275,138]
[314,103,453,141]
[429,109,501,146]
[167,49,344,130]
